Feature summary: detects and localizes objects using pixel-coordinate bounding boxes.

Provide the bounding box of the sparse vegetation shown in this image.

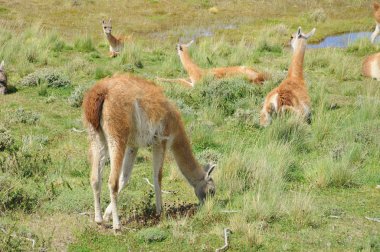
[0,0,379,251]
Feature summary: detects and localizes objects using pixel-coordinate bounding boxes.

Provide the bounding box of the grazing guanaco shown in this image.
[0,61,7,95]
[362,2,380,79]
[82,74,216,231]
[260,27,315,127]
[102,19,126,58]
[158,40,269,88]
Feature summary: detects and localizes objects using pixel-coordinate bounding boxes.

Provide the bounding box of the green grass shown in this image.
[0,1,380,251]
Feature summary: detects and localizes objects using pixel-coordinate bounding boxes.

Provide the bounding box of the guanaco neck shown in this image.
[170,123,205,187]
[105,32,119,47]
[288,39,306,79]
[179,48,204,82]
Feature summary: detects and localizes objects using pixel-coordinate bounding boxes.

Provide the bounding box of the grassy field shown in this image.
[0,0,379,251]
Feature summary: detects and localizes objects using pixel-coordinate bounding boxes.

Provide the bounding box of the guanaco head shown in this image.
[0,60,7,95]
[290,27,316,50]
[102,18,112,34]
[194,163,216,203]
[176,40,194,56]
[374,2,380,22]
[371,2,380,43]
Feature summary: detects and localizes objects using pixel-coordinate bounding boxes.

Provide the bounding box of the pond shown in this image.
[308,32,373,49]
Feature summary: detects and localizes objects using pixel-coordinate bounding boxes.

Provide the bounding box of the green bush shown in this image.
[68,85,89,107]
[193,77,262,116]
[19,68,71,88]
[6,108,40,125]
[0,176,40,213]
[137,228,168,243]
[0,126,14,152]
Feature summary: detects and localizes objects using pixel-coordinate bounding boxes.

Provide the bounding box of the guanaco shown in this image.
[82,74,216,231]
[102,19,126,58]
[260,27,315,127]
[157,40,269,87]
[0,61,7,95]
[362,2,380,79]
[371,2,380,43]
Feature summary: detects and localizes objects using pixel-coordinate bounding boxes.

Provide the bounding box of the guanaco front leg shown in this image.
[152,141,166,215]
[103,147,138,222]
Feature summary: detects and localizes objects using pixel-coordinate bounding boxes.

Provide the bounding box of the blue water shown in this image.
[308,32,372,49]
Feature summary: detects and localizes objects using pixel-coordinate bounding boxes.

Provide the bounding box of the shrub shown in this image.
[94,67,111,80]
[0,148,51,178]
[192,77,263,116]
[6,108,40,125]
[137,228,168,243]
[19,68,71,88]
[68,85,89,107]
[0,176,40,213]
[309,9,327,23]
[0,126,14,152]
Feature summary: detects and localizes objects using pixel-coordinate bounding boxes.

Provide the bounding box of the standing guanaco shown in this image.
[82,74,216,231]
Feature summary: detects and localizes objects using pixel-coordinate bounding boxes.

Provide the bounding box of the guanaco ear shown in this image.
[297,27,302,38]
[101,20,105,24]
[304,28,316,39]
[0,61,4,71]
[186,40,194,47]
[204,163,216,178]
[374,2,380,11]
[109,18,112,23]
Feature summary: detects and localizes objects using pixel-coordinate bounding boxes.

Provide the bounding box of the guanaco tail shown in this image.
[260,27,315,126]
[82,74,216,231]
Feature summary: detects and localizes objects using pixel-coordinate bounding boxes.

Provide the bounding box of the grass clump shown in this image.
[137,228,168,243]
[74,37,96,52]
[192,76,262,116]
[0,176,41,213]
[19,68,71,88]
[6,108,40,125]
[68,85,89,107]
[0,126,15,152]
[308,8,327,23]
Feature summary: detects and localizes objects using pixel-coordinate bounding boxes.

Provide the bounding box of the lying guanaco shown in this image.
[157,40,269,87]
[82,74,216,231]
[102,19,127,58]
[260,27,315,126]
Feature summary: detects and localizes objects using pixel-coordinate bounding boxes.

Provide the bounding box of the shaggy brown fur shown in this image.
[260,28,314,126]
[82,74,215,230]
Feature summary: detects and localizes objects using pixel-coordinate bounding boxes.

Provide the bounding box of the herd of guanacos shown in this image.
[1,3,379,232]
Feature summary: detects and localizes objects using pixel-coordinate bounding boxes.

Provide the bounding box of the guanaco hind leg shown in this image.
[89,130,108,224]
[106,136,127,231]
[103,147,138,221]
